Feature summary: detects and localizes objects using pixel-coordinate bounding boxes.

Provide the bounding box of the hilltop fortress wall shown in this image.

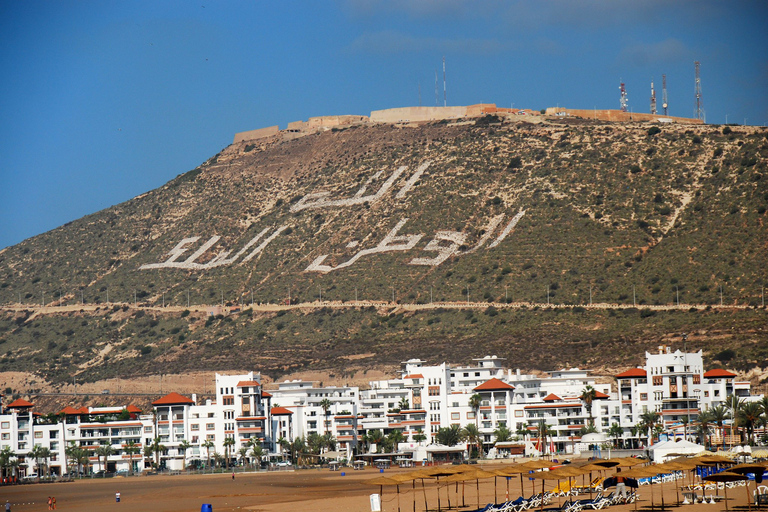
[546,107,704,125]
[233,104,703,143]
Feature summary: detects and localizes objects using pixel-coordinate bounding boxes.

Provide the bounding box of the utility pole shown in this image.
[650,80,657,115]
[619,80,628,112]
[694,61,704,122]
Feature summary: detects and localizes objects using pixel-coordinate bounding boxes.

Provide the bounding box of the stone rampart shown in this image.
[545,107,704,125]
[233,125,280,144]
[369,106,469,124]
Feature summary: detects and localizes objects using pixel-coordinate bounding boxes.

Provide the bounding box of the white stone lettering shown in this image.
[305,219,423,273]
[488,209,526,248]
[409,231,466,266]
[395,161,431,199]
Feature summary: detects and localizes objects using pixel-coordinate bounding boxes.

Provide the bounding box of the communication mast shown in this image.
[662,74,668,115]
[650,80,657,115]
[619,81,628,112]
[694,61,704,121]
[442,56,447,107]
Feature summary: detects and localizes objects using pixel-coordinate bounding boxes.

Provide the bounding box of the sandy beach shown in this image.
[0,464,761,512]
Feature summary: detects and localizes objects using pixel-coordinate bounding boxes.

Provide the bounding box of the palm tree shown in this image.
[278,437,290,460]
[250,444,265,469]
[319,398,332,436]
[638,410,661,446]
[681,415,690,441]
[95,444,113,473]
[178,440,191,469]
[494,425,512,444]
[758,396,768,428]
[238,447,249,467]
[202,440,215,470]
[608,423,624,448]
[462,423,482,458]
[290,437,306,465]
[710,404,730,449]
[150,437,165,470]
[387,430,404,453]
[435,425,462,447]
[223,437,235,470]
[696,409,714,448]
[123,440,140,474]
[468,394,482,429]
[0,446,16,480]
[738,402,762,445]
[726,395,744,446]
[398,397,410,411]
[413,428,427,444]
[213,452,223,469]
[29,444,46,481]
[366,429,385,453]
[39,447,53,478]
[307,432,324,454]
[143,445,154,470]
[580,386,598,427]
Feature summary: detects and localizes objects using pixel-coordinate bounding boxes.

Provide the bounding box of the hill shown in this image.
[1,116,766,390]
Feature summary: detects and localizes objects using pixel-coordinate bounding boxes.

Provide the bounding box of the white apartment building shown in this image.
[1,348,761,475]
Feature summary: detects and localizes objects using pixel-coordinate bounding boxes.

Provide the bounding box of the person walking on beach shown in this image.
[47,497,52,510]
[51,496,56,510]
[232,471,235,480]
[5,499,11,512]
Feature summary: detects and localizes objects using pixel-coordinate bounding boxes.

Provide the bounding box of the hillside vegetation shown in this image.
[0,117,766,386]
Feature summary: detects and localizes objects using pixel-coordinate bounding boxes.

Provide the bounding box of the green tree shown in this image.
[435,425,462,447]
[726,396,744,446]
[709,404,730,449]
[387,430,404,453]
[124,440,140,474]
[494,425,512,444]
[249,443,265,468]
[366,429,385,453]
[319,398,332,436]
[462,423,482,458]
[290,437,306,465]
[607,423,623,448]
[0,446,16,480]
[413,428,427,444]
[177,440,191,469]
[238,446,249,467]
[737,402,762,445]
[150,437,165,470]
[696,409,714,448]
[580,385,598,427]
[143,445,154,470]
[29,444,46,481]
[468,394,482,429]
[202,440,215,470]
[95,444,113,473]
[398,397,410,411]
[223,437,235,470]
[638,411,661,446]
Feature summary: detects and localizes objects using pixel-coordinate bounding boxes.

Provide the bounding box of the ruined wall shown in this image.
[287,115,368,132]
[545,108,704,125]
[233,125,280,144]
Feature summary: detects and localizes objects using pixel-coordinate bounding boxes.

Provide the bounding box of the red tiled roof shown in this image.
[616,368,647,378]
[78,407,90,414]
[704,369,736,378]
[474,378,515,391]
[543,393,561,402]
[237,380,261,387]
[404,374,424,379]
[60,406,84,415]
[271,406,293,415]
[151,392,194,406]
[594,391,610,399]
[125,405,142,413]
[261,391,272,398]
[7,398,34,408]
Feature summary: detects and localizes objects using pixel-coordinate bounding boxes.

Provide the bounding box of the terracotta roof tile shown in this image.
[474,378,515,391]
[7,398,34,408]
[704,369,736,378]
[271,406,293,415]
[151,392,194,406]
[616,368,647,378]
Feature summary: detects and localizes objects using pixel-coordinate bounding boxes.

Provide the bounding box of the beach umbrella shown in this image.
[728,463,767,511]
[752,449,768,459]
[530,467,582,511]
[365,476,407,512]
[622,465,663,511]
[444,468,496,510]
[492,464,530,502]
[520,460,554,498]
[703,471,748,511]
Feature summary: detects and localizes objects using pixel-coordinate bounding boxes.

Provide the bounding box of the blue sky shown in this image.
[1,0,766,250]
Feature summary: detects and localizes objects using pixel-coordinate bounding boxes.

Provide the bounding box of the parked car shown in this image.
[22,473,38,481]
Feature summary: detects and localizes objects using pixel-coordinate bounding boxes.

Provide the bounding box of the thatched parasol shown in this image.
[703,471,748,511]
[443,468,497,510]
[727,463,767,512]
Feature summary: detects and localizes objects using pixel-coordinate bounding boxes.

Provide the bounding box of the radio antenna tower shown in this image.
[694,61,704,121]
[442,56,447,107]
[662,74,668,115]
[650,80,657,115]
[619,81,628,112]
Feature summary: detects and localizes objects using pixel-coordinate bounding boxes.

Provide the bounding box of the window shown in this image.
[1,422,9,429]
[206,434,215,441]
[1,433,8,440]
[693,375,701,384]
[704,391,709,397]
[50,431,59,439]
[640,393,648,400]
[35,431,43,439]
[451,413,460,420]
[652,376,663,386]
[242,387,249,393]
[206,423,215,430]
[144,426,153,433]
[514,410,524,417]
[223,397,234,406]
[191,424,199,431]
[467,412,476,419]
